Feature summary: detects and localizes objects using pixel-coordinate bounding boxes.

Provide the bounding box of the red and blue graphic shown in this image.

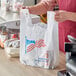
[25,36,46,53]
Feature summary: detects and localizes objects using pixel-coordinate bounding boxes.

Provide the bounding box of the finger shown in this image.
[55,17,64,22]
[55,14,60,20]
[55,16,62,21]
[55,19,62,22]
[55,18,60,21]
[55,14,64,19]
[55,18,65,22]
[55,11,60,16]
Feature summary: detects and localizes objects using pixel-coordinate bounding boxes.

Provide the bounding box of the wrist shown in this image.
[68,12,73,21]
[67,12,76,21]
[66,12,71,20]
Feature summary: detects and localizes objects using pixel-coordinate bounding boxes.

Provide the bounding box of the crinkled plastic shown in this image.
[20,9,59,69]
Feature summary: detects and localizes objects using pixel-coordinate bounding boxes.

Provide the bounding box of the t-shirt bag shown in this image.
[20,9,59,69]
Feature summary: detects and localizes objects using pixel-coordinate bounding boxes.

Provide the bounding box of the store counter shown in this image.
[0,48,66,76]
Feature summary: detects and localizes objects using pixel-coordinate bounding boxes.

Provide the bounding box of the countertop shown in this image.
[0,48,66,76]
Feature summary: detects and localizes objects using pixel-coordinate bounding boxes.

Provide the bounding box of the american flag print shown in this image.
[25,37,46,53]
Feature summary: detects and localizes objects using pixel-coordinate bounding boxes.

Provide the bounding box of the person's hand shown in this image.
[22,6,26,9]
[55,10,70,22]
[45,0,57,10]
[22,6,30,9]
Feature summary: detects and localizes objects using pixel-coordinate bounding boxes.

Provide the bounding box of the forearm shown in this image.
[28,3,48,15]
[27,0,56,15]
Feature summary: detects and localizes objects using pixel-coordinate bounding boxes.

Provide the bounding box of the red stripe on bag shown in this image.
[27,44,35,52]
[27,39,46,52]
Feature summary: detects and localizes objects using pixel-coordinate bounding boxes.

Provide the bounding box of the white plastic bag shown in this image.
[20,9,59,69]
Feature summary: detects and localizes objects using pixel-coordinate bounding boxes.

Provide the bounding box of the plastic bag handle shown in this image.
[47,11,57,30]
[20,9,33,26]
